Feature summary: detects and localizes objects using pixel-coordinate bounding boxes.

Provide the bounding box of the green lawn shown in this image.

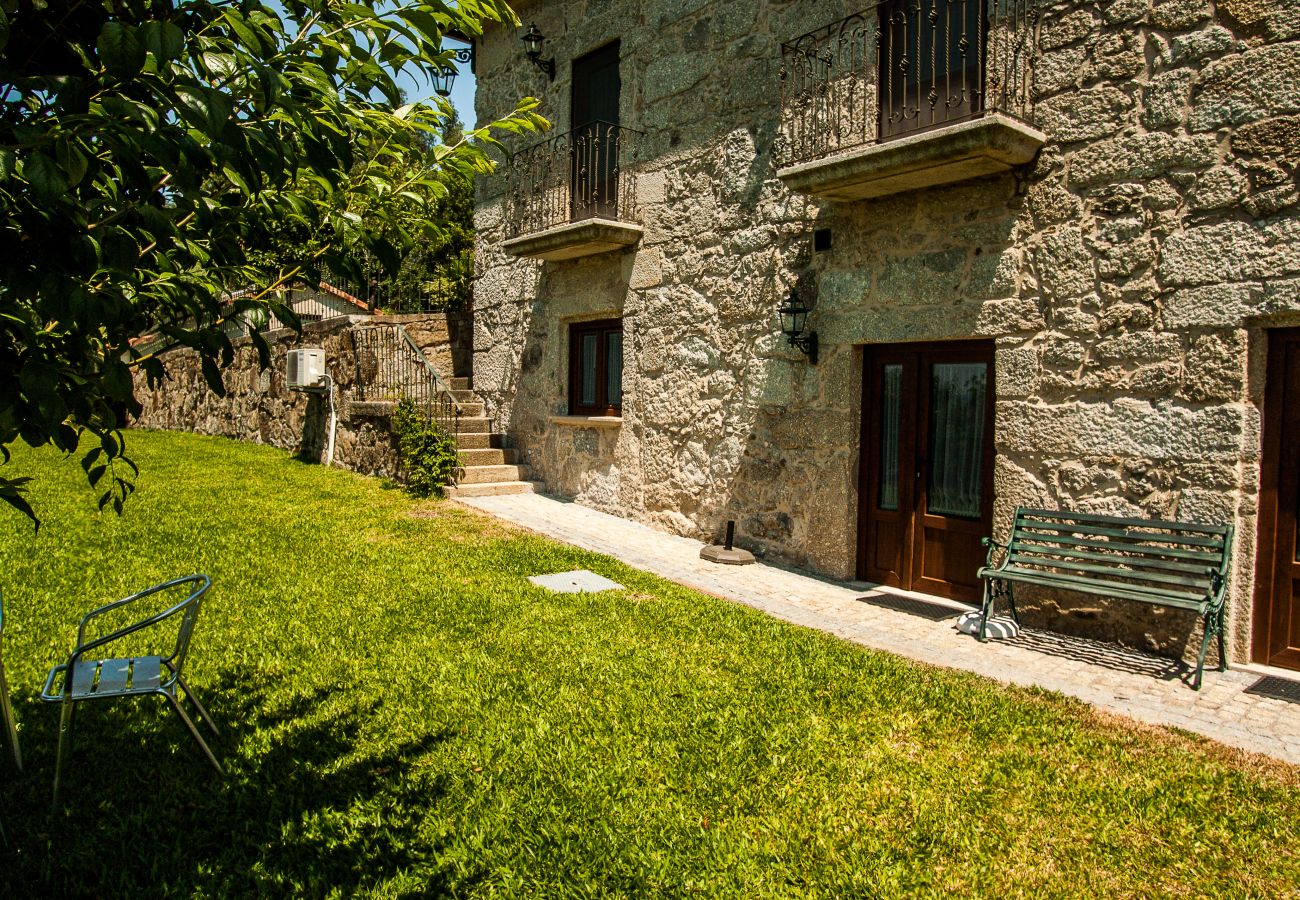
[0,430,1297,897]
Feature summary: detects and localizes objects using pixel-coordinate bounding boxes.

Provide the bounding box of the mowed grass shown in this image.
[0,431,1297,897]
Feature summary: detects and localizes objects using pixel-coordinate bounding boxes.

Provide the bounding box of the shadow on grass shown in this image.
[0,670,467,895]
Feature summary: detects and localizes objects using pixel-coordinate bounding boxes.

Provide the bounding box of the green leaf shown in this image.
[142,20,185,62]
[98,22,147,78]
[23,152,68,199]
[0,147,14,180]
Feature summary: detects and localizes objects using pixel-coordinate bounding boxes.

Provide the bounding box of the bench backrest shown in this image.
[1005,508,1232,603]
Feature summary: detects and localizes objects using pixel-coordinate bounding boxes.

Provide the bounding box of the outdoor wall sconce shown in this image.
[522,24,556,80]
[432,66,457,97]
[432,45,475,97]
[779,290,818,364]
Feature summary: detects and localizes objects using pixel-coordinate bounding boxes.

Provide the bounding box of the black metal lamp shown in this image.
[778,289,818,364]
[431,65,457,97]
[522,23,556,80]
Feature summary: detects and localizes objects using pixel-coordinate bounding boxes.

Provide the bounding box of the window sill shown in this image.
[549,415,623,428]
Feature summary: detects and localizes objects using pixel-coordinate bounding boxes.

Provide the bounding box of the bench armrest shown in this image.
[981,536,1008,570]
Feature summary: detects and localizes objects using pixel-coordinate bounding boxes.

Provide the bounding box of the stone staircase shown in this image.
[442,377,542,499]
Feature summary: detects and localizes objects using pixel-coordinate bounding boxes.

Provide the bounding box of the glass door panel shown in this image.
[927,362,987,518]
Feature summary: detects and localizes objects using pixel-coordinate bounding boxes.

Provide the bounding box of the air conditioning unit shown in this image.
[286,348,327,390]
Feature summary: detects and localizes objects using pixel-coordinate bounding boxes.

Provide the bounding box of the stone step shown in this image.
[450,401,485,417]
[449,377,472,391]
[446,481,540,499]
[458,464,528,485]
[448,389,477,403]
[458,448,518,466]
[453,416,493,434]
[454,432,506,450]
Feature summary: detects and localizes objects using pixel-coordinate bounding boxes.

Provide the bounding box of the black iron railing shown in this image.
[506,121,642,239]
[776,0,1041,168]
[352,324,462,446]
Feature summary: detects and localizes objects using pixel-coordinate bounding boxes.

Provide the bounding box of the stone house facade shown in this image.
[470,0,1300,671]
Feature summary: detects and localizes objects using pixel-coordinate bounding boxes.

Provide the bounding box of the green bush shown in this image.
[391,399,458,496]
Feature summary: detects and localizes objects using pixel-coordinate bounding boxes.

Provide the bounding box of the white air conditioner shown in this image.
[286,348,327,390]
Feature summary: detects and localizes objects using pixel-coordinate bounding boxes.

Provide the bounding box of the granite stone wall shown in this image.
[132,313,467,479]
[473,0,1300,660]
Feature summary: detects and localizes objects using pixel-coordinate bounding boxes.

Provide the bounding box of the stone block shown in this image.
[1141,69,1195,130]
[638,170,668,205]
[1162,283,1258,328]
[1033,46,1089,97]
[996,347,1039,397]
[625,248,664,289]
[1103,0,1151,24]
[645,51,714,105]
[1033,227,1096,300]
[1185,331,1247,402]
[1188,166,1250,210]
[1158,220,1297,287]
[1166,26,1238,65]
[1190,43,1300,131]
[1094,332,1182,365]
[1218,0,1300,40]
[1232,115,1300,162]
[1068,133,1218,187]
[1036,86,1134,143]
[1151,0,1212,30]
[1039,9,1096,50]
[975,297,1047,335]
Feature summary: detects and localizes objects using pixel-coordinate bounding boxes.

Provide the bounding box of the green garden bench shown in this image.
[977,507,1233,690]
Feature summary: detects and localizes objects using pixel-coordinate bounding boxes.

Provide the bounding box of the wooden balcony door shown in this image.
[1254,328,1300,671]
[571,41,620,221]
[858,342,995,603]
[878,0,985,140]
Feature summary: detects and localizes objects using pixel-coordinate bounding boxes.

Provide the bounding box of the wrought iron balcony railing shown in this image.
[506,121,642,239]
[776,0,1041,169]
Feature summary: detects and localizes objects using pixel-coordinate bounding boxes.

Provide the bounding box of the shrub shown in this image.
[391,399,458,497]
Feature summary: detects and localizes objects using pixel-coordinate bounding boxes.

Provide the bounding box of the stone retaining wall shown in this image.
[132,312,467,479]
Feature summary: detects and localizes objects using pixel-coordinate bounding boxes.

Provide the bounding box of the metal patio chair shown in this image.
[41,574,223,804]
[1,590,21,846]
[1,590,21,775]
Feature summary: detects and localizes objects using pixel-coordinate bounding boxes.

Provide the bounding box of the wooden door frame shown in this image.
[1252,327,1300,667]
[857,340,996,601]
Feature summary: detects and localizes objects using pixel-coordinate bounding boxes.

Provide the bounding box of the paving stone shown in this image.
[460,493,1300,765]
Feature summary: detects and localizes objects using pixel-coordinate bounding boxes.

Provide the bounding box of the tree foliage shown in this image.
[0,0,544,522]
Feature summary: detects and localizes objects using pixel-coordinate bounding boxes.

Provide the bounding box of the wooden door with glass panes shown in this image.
[1254,328,1300,671]
[859,342,994,603]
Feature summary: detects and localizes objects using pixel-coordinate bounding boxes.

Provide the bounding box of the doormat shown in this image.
[855,594,967,621]
[1244,675,1300,705]
[528,570,625,594]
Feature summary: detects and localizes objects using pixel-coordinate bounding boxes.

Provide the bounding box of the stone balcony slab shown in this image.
[776,114,1046,202]
[503,218,643,262]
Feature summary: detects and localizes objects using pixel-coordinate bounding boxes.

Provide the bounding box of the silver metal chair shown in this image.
[1,589,21,774]
[1,589,21,846]
[41,574,222,804]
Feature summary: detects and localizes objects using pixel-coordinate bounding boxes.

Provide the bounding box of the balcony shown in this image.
[502,122,644,262]
[775,0,1045,202]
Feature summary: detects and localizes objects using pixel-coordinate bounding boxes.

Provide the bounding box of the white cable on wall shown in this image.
[325,375,337,467]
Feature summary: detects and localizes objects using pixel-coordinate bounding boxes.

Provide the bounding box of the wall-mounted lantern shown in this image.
[778,289,818,364]
[522,23,556,80]
[432,44,475,97]
[431,65,457,97]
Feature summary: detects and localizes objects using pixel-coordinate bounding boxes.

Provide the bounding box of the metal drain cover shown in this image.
[528,570,625,594]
